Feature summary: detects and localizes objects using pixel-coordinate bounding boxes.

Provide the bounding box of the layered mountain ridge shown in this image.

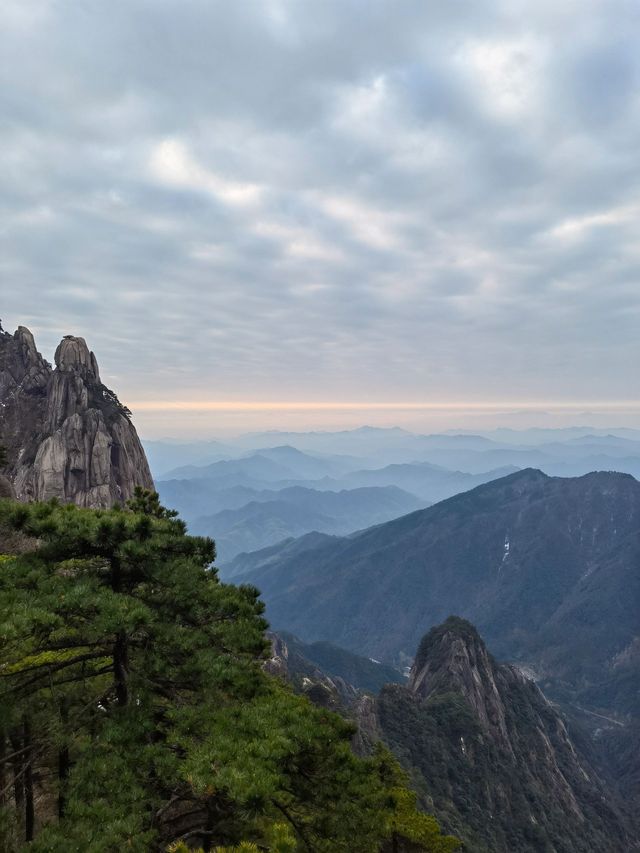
[0,323,153,507]
[229,467,640,844]
[192,484,427,565]
[230,468,640,719]
[373,617,637,852]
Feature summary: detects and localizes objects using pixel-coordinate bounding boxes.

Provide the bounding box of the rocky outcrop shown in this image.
[374,617,637,852]
[264,632,359,711]
[410,617,532,755]
[0,322,153,508]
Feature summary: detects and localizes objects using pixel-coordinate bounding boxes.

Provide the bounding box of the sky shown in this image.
[2,0,640,437]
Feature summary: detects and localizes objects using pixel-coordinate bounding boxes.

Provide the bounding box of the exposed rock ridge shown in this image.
[409,618,595,809]
[410,617,515,750]
[0,322,153,508]
[372,617,637,852]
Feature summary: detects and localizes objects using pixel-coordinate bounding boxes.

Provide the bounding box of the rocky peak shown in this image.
[0,324,51,397]
[376,618,636,851]
[410,616,515,749]
[15,325,42,365]
[54,335,100,381]
[0,324,153,508]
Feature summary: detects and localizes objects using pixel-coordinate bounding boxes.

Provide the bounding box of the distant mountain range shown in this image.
[228,468,640,723]
[331,460,519,500]
[145,427,515,475]
[190,484,426,564]
[149,428,640,575]
[145,426,640,479]
[157,446,518,519]
[143,438,240,476]
[156,444,520,561]
[160,444,360,481]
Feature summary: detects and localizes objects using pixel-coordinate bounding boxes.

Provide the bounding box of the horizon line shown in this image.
[129,400,640,413]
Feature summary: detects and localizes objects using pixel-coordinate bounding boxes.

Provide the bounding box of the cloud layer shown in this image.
[2,0,639,424]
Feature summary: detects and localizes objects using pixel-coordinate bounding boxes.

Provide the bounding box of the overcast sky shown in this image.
[2,0,639,435]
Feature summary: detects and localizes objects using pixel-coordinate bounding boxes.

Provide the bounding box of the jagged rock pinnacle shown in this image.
[0,325,153,507]
[15,325,39,355]
[409,616,516,749]
[373,618,634,851]
[54,335,101,381]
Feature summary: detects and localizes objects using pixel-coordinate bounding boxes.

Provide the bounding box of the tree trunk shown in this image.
[58,700,70,819]
[111,555,129,706]
[0,732,6,806]
[113,631,129,706]
[202,798,215,853]
[57,742,70,819]
[23,718,34,842]
[9,729,24,812]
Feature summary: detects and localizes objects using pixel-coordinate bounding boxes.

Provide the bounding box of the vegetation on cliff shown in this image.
[0,490,458,852]
[377,618,634,852]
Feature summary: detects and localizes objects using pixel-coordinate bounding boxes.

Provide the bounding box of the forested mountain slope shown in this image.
[0,496,457,852]
[373,618,637,852]
[232,469,640,721]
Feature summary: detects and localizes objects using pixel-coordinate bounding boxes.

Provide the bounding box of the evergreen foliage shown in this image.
[0,492,458,852]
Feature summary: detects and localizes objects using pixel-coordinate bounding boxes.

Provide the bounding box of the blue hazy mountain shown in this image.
[228,468,640,723]
[189,484,427,564]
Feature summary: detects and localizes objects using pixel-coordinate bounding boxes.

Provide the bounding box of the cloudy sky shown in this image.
[2,0,639,435]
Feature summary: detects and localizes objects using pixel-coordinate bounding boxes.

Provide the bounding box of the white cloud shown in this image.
[1,0,639,417]
[149,139,262,207]
[459,36,546,119]
[547,204,639,241]
[310,191,408,252]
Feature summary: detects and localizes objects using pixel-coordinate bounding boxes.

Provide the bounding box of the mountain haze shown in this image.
[231,468,640,720]
[191,485,426,564]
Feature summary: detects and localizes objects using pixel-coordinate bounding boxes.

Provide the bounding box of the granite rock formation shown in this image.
[373,617,637,852]
[0,322,153,508]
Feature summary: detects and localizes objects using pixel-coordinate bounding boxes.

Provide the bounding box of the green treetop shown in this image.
[0,491,459,852]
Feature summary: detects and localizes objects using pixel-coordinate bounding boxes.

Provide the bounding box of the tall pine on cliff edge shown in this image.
[0,490,458,853]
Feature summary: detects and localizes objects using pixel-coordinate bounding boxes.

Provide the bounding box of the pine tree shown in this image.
[0,494,459,852]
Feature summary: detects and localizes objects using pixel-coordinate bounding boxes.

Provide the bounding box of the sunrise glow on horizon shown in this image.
[130,400,640,413]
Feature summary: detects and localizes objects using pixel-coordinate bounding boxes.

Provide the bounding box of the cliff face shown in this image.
[375,618,637,853]
[0,323,153,508]
[409,618,518,753]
